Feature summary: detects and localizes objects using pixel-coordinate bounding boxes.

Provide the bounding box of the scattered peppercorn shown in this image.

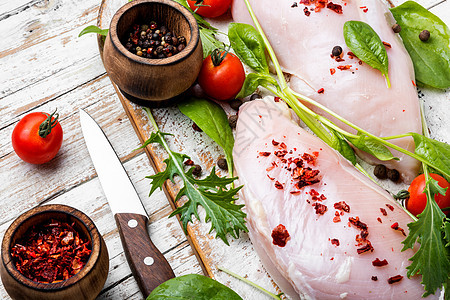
[192,164,202,177]
[387,169,400,182]
[392,24,401,33]
[192,123,202,132]
[228,115,238,129]
[419,30,430,42]
[250,93,262,101]
[229,99,243,110]
[332,46,342,57]
[373,164,387,179]
[217,158,228,171]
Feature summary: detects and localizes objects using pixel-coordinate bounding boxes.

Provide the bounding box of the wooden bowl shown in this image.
[103,0,203,102]
[1,204,109,300]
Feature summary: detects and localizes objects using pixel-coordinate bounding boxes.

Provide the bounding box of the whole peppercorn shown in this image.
[229,99,243,110]
[160,25,168,35]
[136,50,143,56]
[192,164,202,177]
[250,93,262,101]
[332,45,343,57]
[177,44,185,52]
[387,169,400,182]
[228,115,238,129]
[141,25,149,31]
[217,158,228,171]
[374,164,387,179]
[419,30,430,41]
[156,46,164,54]
[392,24,401,33]
[172,36,178,45]
[164,35,173,44]
[178,36,186,44]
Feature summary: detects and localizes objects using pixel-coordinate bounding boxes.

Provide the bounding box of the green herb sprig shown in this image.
[140,107,247,245]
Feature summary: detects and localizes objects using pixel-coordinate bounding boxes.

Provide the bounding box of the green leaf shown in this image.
[343,21,390,87]
[402,175,450,297]
[237,73,278,98]
[78,25,109,37]
[228,23,268,73]
[346,134,397,161]
[390,1,450,89]
[411,133,450,179]
[147,274,243,300]
[178,97,235,174]
[329,129,357,165]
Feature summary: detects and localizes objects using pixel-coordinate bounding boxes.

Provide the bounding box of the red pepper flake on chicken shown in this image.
[272,224,290,247]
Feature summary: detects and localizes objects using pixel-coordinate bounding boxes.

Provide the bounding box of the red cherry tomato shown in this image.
[187,0,231,18]
[12,111,63,164]
[406,173,450,216]
[197,50,245,101]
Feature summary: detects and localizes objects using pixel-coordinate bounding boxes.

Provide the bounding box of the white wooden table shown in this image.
[0,0,449,299]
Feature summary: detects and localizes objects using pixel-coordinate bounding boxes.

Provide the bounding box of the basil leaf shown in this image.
[343,21,391,87]
[228,23,269,73]
[237,73,277,98]
[390,1,450,89]
[178,97,235,172]
[330,129,357,165]
[411,133,450,178]
[78,25,109,37]
[347,135,397,161]
[147,274,242,299]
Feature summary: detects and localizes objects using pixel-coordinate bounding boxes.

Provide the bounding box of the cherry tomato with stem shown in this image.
[12,110,63,164]
[406,173,450,216]
[187,0,232,18]
[197,49,245,101]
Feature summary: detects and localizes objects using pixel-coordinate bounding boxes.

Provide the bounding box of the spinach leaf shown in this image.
[147,274,242,299]
[330,129,357,165]
[343,21,391,88]
[390,1,450,89]
[347,134,397,161]
[178,97,235,173]
[237,73,278,98]
[78,25,109,37]
[228,23,269,73]
[411,133,450,179]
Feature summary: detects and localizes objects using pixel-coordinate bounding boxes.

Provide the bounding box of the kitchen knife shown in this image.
[79,109,175,296]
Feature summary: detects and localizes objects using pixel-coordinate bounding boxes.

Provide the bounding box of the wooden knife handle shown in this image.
[115,213,175,297]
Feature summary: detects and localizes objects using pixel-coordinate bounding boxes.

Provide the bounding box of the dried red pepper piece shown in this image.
[272,224,290,247]
[334,201,350,213]
[380,207,387,216]
[372,258,389,267]
[331,238,340,246]
[388,275,403,284]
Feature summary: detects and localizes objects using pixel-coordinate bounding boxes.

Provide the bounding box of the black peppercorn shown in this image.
[250,93,262,101]
[419,30,430,41]
[177,44,185,52]
[387,169,400,182]
[229,99,243,110]
[374,164,387,179]
[192,164,202,177]
[172,36,178,45]
[217,158,228,171]
[178,36,186,44]
[164,35,172,44]
[392,24,401,33]
[228,115,238,129]
[332,46,343,57]
[160,26,167,35]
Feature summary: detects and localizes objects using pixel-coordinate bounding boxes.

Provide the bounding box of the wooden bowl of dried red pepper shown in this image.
[102,0,203,103]
[0,204,109,300]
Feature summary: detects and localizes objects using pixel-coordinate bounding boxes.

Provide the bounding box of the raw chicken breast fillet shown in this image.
[233,97,435,299]
[232,0,422,183]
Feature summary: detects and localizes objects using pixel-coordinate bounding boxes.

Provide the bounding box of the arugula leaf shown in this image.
[346,134,397,161]
[78,25,109,37]
[178,97,235,174]
[147,274,243,300]
[237,73,278,98]
[343,21,391,88]
[329,129,357,165]
[411,133,450,179]
[402,175,450,297]
[390,1,450,89]
[141,109,247,244]
[228,23,269,73]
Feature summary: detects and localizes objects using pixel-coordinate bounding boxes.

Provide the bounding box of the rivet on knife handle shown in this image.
[114,212,175,297]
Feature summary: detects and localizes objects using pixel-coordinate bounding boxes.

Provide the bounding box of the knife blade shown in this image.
[79,109,175,296]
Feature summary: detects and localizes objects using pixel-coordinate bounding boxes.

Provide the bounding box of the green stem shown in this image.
[380,133,412,140]
[218,266,282,300]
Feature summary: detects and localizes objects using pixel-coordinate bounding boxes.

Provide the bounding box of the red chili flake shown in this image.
[371,276,378,281]
[335,57,345,62]
[377,217,382,223]
[314,0,327,12]
[272,140,280,146]
[383,41,392,48]
[303,7,311,16]
[274,150,288,158]
[274,97,281,102]
[334,201,350,213]
[391,222,406,236]
[300,0,310,4]
[302,153,317,165]
[310,189,319,197]
[313,151,319,157]
[313,203,328,215]
[412,80,416,87]
[372,258,389,267]
[326,2,342,13]
[386,204,394,211]
[347,51,357,59]
[358,60,363,65]
[388,275,403,284]
[349,216,368,230]
[184,159,194,166]
[259,152,271,157]
[290,191,301,195]
[267,174,275,180]
[337,65,352,70]
[330,68,336,75]
[357,241,374,254]
[266,165,275,172]
[10,219,92,283]
[317,88,325,94]
[320,194,327,200]
[359,6,368,12]
[280,142,287,149]
[360,230,369,240]
[380,208,387,216]
[333,215,341,223]
[275,181,284,189]
[331,238,340,246]
[272,224,290,247]
[291,2,298,7]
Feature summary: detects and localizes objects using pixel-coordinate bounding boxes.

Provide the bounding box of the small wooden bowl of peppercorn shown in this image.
[0,204,109,300]
[102,0,203,103]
